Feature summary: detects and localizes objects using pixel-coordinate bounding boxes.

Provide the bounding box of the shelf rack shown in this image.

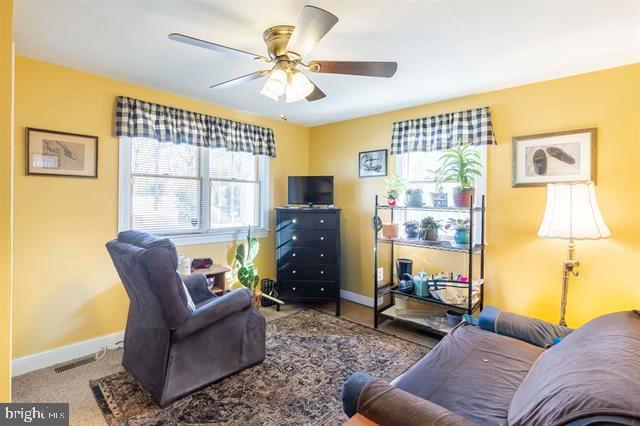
[373,195,486,334]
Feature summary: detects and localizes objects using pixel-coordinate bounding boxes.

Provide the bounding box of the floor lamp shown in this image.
[537,182,611,326]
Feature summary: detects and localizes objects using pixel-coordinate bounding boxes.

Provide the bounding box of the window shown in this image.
[119,137,269,245]
[395,145,487,242]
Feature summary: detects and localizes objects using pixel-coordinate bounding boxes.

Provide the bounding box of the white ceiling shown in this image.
[13,0,640,126]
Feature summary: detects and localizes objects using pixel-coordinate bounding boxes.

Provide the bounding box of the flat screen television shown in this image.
[288,176,334,206]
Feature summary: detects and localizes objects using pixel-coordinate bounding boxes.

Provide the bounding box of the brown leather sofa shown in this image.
[342,308,640,425]
[106,230,266,406]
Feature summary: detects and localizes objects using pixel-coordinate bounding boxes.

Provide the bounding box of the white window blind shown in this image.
[119,137,269,244]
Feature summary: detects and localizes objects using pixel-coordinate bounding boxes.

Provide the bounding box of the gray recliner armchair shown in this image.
[106,230,266,406]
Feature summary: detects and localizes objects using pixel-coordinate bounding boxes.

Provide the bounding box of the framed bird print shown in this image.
[26,128,98,178]
[359,149,388,178]
[512,128,596,187]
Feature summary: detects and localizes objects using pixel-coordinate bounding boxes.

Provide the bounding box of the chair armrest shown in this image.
[174,288,251,339]
[182,272,214,304]
[357,378,473,426]
[478,306,573,348]
[343,372,375,417]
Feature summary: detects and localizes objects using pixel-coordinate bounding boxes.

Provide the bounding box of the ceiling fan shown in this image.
[168,5,398,104]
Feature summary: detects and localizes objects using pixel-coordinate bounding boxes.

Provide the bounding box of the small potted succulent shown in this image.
[403,220,420,239]
[445,218,471,245]
[384,174,406,206]
[438,142,482,208]
[426,167,448,208]
[420,216,441,241]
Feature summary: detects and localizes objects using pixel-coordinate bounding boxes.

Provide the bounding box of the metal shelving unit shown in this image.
[373,195,486,334]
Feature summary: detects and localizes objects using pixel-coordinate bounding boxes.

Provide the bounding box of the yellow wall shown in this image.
[12,56,309,358]
[309,64,640,326]
[0,0,14,401]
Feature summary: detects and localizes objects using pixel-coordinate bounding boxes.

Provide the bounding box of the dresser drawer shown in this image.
[277,230,336,247]
[278,281,337,299]
[276,211,337,231]
[277,245,336,264]
[278,263,336,281]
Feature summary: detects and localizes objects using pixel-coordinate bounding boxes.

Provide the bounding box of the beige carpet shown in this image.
[12,300,440,425]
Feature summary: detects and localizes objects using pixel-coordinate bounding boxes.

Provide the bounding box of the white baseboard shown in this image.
[340,290,382,307]
[12,331,124,377]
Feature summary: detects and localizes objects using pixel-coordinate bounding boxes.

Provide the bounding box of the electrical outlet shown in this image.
[377,267,384,284]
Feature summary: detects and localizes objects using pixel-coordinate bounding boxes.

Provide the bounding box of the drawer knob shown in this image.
[321,287,325,291]
[292,270,296,274]
[320,219,324,223]
[320,270,324,274]
[292,235,297,240]
[320,236,324,240]
[320,253,324,257]
[292,287,296,291]
[292,218,297,223]
[292,253,296,257]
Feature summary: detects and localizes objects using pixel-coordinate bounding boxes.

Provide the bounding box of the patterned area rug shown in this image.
[90,309,429,425]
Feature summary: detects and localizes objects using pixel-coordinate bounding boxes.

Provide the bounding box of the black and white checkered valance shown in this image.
[114,96,276,157]
[390,106,496,154]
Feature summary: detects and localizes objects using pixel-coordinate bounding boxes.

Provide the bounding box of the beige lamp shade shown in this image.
[537,182,611,240]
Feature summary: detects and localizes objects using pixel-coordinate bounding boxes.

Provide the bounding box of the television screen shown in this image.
[288,176,334,205]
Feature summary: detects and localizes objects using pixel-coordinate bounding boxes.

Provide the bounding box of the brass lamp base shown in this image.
[559,240,580,327]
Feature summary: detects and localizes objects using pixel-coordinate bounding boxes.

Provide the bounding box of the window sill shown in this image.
[167,228,269,246]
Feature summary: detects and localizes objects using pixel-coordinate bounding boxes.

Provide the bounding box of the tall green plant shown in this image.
[234,228,260,292]
[438,143,483,191]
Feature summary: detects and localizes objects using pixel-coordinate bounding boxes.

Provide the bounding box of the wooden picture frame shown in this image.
[512,128,596,187]
[359,149,388,178]
[26,127,99,178]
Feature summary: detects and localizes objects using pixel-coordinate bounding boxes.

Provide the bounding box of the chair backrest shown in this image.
[106,230,191,329]
[508,310,640,425]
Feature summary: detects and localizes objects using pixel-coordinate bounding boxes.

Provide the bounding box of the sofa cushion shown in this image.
[508,310,640,425]
[393,323,543,425]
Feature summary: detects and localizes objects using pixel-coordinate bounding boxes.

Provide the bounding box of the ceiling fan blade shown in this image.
[169,33,268,61]
[306,83,326,102]
[209,70,270,89]
[286,6,338,59]
[308,61,398,78]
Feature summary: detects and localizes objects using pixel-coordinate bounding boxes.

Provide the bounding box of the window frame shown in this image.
[118,137,269,245]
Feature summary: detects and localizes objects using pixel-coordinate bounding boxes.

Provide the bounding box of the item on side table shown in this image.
[420,216,441,241]
[403,220,420,239]
[191,257,213,270]
[438,142,483,208]
[537,182,610,326]
[178,255,192,276]
[381,223,399,239]
[446,310,463,327]
[405,188,425,207]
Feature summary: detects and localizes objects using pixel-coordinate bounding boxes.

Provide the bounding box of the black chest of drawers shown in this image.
[275,207,341,316]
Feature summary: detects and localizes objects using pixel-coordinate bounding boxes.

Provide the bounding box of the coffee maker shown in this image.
[395,258,413,293]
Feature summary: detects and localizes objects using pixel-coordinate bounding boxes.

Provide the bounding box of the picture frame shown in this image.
[512,128,596,187]
[26,128,99,178]
[359,149,388,178]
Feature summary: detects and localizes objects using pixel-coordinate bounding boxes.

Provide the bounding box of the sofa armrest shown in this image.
[479,306,573,348]
[182,272,214,304]
[356,378,473,426]
[174,288,251,339]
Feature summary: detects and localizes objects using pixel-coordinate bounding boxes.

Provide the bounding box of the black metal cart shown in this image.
[373,195,486,335]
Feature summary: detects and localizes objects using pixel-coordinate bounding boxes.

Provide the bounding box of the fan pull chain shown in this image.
[279,95,288,121]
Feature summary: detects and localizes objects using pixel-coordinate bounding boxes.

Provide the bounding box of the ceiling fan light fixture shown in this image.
[261,69,287,100]
[285,71,315,103]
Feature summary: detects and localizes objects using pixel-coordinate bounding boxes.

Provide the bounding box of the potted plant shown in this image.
[384,174,405,206]
[420,216,441,241]
[405,188,425,207]
[438,143,482,208]
[403,220,420,239]
[234,228,283,308]
[426,167,448,208]
[445,218,471,245]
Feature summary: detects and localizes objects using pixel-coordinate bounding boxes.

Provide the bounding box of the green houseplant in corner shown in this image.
[234,228,283,308]
[438,143,483,208]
